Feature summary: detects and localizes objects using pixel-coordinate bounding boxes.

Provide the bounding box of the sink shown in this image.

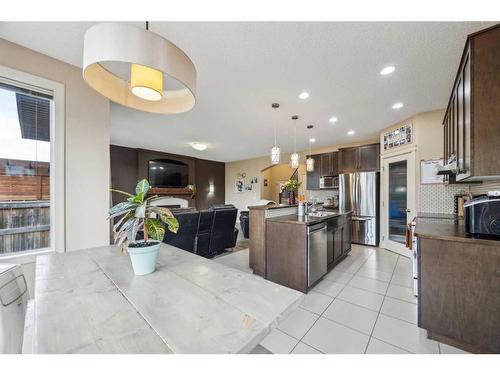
[307,211,334,218]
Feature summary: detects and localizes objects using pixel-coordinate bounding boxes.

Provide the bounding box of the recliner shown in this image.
[162,210,200,253]
[162,205,239,258]
[208,207,238,256]
[195,210,215,257]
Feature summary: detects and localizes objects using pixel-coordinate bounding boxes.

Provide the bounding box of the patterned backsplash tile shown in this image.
[419,184,469,214]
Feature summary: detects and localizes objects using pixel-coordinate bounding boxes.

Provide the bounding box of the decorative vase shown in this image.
[288,191,296,205]
[127,240,161,275]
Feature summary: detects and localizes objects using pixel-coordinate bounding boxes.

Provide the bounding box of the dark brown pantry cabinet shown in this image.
[443,24,500,182]
[338,143,380,173]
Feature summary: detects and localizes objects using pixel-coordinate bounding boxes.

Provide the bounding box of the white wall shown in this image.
[0,38,111,252]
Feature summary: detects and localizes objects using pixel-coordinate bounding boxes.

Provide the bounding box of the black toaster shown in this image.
[464,195,500,238]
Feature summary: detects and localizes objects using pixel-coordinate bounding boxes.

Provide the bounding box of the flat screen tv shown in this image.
[148,159,189,188]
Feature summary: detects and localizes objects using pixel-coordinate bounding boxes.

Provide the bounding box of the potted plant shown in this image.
[108,179,179,275]
[283,179,302,205]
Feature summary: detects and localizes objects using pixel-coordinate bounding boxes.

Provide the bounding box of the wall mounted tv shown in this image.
[148,159,189,188]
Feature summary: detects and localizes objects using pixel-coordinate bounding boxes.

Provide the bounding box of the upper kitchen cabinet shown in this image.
[320,152,339,176]
[338,143,380,173]
[443,24,500,182]
[306,152,338,190]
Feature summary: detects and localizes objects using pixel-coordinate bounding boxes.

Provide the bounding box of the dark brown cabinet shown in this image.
[320,153,331,177]
[338,143,380,173]
[443,25,500,182]
[306,152,338,190]
[338,147,357,172]
[327,213,352,267]
[418,235,500,353]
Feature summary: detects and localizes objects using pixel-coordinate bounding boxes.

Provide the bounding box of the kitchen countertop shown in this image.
[248,203,298,210]
[414,216,500,246]
[266,210,352,225]
[30,244,303,354]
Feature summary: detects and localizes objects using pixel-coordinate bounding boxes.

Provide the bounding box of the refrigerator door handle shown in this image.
[355,173,360,216]
[352,217,369,221]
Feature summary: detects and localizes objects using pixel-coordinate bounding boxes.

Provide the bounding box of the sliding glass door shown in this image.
[0,79,54,256]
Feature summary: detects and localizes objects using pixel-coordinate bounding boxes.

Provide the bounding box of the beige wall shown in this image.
[0,38,111,252]
[225,139,377,212]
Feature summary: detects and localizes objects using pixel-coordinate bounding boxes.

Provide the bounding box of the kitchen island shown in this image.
[248,206,352,293]
[28,244,303,354]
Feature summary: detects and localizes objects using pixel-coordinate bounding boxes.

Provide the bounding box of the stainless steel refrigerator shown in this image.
[339,172,379,246]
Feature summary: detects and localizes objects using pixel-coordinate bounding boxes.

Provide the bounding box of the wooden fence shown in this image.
[0,158,51,255]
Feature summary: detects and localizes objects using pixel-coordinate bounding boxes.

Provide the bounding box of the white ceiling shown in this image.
[0,21,495,162]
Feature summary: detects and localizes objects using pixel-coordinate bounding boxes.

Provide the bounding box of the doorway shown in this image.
[380,150,416,257]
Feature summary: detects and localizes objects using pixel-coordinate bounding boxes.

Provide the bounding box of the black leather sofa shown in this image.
[162,204,239,258]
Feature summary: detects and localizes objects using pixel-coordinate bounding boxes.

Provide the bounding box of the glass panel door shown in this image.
[0,82,53,256]
[388,160,407,244]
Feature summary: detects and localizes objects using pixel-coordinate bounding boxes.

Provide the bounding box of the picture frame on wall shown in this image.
[383,123,413,150]
[235,179,244,193]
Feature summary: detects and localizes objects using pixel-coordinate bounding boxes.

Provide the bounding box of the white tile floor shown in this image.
[257,245,469,354]
[213,245,469,354]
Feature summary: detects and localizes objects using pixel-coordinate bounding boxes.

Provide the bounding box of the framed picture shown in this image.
[264,179,268,187]
[383,123,413,150]
[235,179,244,193]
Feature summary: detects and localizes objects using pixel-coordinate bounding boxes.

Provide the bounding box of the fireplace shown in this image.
[150,197,189,208]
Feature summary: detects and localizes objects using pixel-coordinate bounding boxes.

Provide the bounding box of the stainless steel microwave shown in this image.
[319,176,338,189]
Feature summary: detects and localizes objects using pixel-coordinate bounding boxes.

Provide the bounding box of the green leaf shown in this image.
[135,179,150,195]
[109,201,134,216]
[145,218,165,241]
[128,191,144,204]
[146,206,178,234]
[147,206,174,218]
[162,216,179,234]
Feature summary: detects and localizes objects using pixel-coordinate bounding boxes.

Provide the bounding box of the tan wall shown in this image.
[0,38,111,252]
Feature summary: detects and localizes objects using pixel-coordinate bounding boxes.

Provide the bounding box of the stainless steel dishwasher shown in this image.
[0,264,29,353]
[307,222,328,287]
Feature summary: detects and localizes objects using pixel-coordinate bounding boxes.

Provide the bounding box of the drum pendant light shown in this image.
[83,22,197,114]
[306,125,315,172]
[290,115,300,168]
[130,63,163,101]
[270,103,280,164]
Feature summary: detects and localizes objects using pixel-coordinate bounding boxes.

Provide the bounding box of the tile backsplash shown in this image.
[419,184,469,214]
[307,189,339,205]
[419,180,500,214]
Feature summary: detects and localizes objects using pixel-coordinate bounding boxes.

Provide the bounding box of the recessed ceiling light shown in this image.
[309,137,316,143]
[380,66,396,75]
[329,117,338,123]
[347,130,355,136]
[392,102,404,110]
[299,91,309,100]
[191,142,207,151]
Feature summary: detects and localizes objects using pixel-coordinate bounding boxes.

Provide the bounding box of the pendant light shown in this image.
[306,125,315,172]
[83,22,196,114]
[290,115,300,168]
[270,103,280,164]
